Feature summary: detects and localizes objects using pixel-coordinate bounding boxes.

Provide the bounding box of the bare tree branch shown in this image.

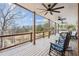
[0,8,5,18]
[0,4,26,35]
[4,5,16,19]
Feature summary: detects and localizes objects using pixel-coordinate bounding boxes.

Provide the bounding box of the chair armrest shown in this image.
[50,42,63,49]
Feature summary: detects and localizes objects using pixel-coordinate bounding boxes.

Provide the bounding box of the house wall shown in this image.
[55,3,78,25]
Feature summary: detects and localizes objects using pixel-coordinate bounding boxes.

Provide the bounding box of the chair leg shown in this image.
[49,47,51,55]
[49,43,52,56]
[49,51,51,55]
[49,44,53,56]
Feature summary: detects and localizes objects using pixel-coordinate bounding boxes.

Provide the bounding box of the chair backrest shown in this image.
[57,32,67,46]
[63,32,71,51]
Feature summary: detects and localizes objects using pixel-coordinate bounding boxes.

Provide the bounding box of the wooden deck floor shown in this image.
[0,35,78,56]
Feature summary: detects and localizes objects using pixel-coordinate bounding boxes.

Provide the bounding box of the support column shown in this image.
[78,3,79,56]
[54,22,57,35]
[58,24,59,33]
[48,19,51,38]
[32,12,36,45]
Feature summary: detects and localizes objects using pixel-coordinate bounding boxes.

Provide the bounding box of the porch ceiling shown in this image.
[16,3,77,24]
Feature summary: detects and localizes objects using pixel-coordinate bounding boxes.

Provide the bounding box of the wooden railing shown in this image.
[0,31,53,51]
[36,31,51,39]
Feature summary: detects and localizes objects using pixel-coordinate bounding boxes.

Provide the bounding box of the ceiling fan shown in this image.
[58,16,66,24]
[38,3,64,15]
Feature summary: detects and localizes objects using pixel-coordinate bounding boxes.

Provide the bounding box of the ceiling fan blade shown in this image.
[52,10,60,13]
[44,12,48,15]
[37,8,46,10]
[50,11,53,15]
[51,3,57,9]
[53,6,64,10]
[62,18,66,20]
[42,3,48,9]
[58,16,61,18]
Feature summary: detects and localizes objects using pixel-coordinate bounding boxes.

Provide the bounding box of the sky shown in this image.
[0,3,46,27]
[13,4,46,26]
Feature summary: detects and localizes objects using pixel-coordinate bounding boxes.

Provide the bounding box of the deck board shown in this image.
[0,35,77,56]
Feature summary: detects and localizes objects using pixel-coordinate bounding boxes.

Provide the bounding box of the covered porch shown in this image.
[0,3,78,56]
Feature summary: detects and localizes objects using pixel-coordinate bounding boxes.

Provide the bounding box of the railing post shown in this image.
[48,31,51,38]
[30,32,32,42]
[43,32,44,38]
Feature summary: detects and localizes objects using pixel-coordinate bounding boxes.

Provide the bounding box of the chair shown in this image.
[49,32,71,56]
[70,31,77,40]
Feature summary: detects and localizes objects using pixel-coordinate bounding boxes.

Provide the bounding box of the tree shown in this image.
[36,25,43,32]
[13,25,31,33]
[43,22,49,31]
[0,4,26,48]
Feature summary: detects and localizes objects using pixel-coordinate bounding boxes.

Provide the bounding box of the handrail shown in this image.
[36,31,51,34]
[0,31,52,51]
[0,31,51,38]
[0,32,33,50]
[0,32,32,37]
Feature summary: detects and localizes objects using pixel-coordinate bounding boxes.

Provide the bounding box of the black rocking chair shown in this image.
[49,32,71,56]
